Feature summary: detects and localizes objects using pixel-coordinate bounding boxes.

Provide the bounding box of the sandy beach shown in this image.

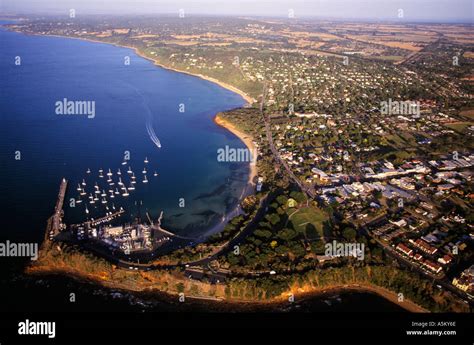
[20,31,256,106]
[196,113,259,239]
[18,31,259,187]
[214,114,258,187]
[149,59,256,106]
[19,30,260,239]
[22,32,258,172]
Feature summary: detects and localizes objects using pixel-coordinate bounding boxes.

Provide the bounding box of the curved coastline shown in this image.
[18,31,258,185]
[11,28,427,313]
[293,284,428,313]
[18,32,257,106]
[8,28,258,158]
[25,266,427,313]
[214,114,258,187]
[6,28,258,238]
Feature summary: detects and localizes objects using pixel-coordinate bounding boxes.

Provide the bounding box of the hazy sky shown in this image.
[1,0,473,22]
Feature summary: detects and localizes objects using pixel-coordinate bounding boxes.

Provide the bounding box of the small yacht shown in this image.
[109,192,115,199]
[101,197,107,204]
[121,161,127,166]
[107,169,113,176]
[117,168,122,175]
[82,179,87,186]
[88,194,93,200]
[85,206,89,214]
[131,173,136,180]
[143,175,148,183]
[86,168,91,174]
[101,190,106,197]
[90,199,95,204]
[76,198,82,204]
[93,195,99,201]
[153,171,158,177]
[77,184,82,191]
[128,183,135,191]
[122,188,129,197]
[107,178,112,183]
[118,177,123,186]
[142,168,147,174]
[114,188,120,195]
[99,172,104,178]
[127,166,133,174]
[112,204,116,210]
[144,157,149,164]
[80,188,86,196]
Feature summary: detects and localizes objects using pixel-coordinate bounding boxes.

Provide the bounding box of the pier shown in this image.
[44,178,67,243]
[152,211,194,240]
[89,209,125,227]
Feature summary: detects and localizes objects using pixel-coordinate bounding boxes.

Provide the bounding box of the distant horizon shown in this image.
[0,13,472,25]
[1,0,472,23]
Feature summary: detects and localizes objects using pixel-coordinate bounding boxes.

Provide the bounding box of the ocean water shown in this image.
[0,23,249,243]
[0,22,409,315]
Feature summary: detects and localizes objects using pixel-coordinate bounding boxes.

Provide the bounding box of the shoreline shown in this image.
[214,113,258,187]
[26,266,427,313]
[10,28,427,314]
[195,114,258,239]
[10,30,259,193]
[53,32,261,230]
[8,29,258,169]
[11,31,256,106]
[294,284,428,313]
[150,59,256,106]
[8,29,259,238]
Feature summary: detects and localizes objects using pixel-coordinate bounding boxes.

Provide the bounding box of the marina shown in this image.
[69,157,160,219]
[46,177,192,259]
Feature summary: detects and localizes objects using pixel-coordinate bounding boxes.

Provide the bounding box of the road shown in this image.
[170,190,276,267]
[67,190,275,273]
[260,82,317,200]
[362,227,473,306]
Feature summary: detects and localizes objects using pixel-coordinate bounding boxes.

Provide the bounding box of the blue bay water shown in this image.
[0,22,406,314]
[0,24,248,242]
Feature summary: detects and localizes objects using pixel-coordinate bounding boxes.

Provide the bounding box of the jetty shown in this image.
[89,209,125,227]
[44,178,67,243]
[151,211,194,241]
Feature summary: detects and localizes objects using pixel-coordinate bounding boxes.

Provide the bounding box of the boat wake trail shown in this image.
[145,116,162,149]
[127,83,162,149]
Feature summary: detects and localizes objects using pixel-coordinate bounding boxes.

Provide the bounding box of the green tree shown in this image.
[342,227,357,241]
